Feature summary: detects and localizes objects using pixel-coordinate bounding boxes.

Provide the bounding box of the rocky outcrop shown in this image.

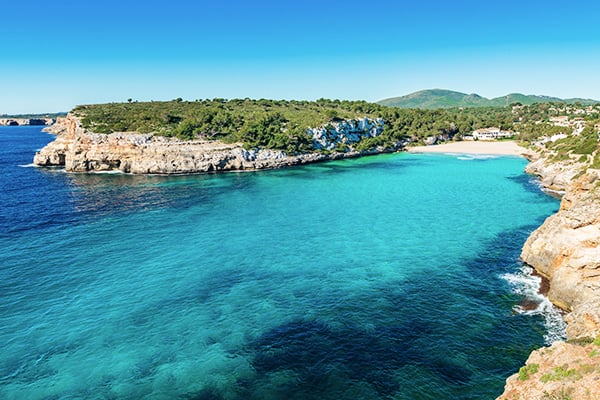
[34,114,403,174]
[498,340,600,400]
[498,153,600,399]
[0,118,55,126]
[522,161,600,338]
[42,117,69,134]
[524,156,589,192]
[308,118,384,150]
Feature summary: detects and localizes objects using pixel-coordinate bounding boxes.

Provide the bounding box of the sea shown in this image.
[0,126,566,399]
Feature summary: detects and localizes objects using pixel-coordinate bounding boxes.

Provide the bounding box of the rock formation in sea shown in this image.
[498,153,600,400]
[34,114,403,174]
[0,117,55,126]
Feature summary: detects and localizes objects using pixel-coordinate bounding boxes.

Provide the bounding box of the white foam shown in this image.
[88,170,124,175]
[528,177,565,198]
[501,265,567,344]
[18,163,38,168]
[455,154,500,161]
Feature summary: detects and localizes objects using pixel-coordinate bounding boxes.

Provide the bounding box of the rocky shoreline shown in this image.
[1,117,55,126]
[34,116,600,397]
[33,115,403,174]
[498,153,600,399]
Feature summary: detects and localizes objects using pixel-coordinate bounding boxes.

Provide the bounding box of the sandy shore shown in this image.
[407,141,528,156]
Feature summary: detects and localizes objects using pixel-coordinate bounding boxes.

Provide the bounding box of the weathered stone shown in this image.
[498,153,600,399]
[33,114,404,174]
[0,118,55,126]
[497,340,600,400]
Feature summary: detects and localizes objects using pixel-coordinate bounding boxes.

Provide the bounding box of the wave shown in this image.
[454,154,500,161]
[501,265,567,344]
[87,170,125,175]
[18,163,38,168]
[528,176,565,198]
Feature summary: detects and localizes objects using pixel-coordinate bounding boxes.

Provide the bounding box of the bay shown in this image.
[0,126,563,399]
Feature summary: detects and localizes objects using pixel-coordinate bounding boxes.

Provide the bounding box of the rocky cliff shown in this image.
[34,114,402,174]
[499,339,600,400]
[0,117,55,126]
[498,154,600,399]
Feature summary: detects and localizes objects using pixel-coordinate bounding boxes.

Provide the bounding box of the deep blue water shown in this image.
[0,126,564,399]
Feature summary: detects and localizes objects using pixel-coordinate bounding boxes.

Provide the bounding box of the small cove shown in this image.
[0,126,564,399]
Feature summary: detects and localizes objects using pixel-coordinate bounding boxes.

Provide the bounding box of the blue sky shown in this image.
[1,0,599,113]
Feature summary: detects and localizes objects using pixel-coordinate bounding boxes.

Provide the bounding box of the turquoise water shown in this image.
[1,127,562,399]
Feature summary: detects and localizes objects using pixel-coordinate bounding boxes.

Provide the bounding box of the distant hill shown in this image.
[378,89,599,109]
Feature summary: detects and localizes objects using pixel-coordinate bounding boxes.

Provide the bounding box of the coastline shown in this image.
[33,114,405,174]
[498,153,600,399]
[407,140,528,156]
[32,117,600,397]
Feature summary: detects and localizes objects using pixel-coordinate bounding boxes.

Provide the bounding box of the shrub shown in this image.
[518,363,539,381]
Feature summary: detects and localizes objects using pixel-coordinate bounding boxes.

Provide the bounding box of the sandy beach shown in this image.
[406,140,528,156]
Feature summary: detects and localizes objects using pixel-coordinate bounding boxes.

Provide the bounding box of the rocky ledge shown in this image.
[0,117,55,126]
[34,115,403,174]
[498,154,600,399]
[499,339,600,400]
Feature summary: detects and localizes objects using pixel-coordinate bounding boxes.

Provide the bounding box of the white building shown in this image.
[472,127,514,141]
[549,116,570,127]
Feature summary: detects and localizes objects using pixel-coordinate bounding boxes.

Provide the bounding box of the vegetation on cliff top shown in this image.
[73,99,516,151]
[72,98,599,154]
[74,99,379,153]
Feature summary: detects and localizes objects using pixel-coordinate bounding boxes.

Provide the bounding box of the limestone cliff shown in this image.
[522,160,600,338]
[34,114,402,174]
[0,117,55,126]
[498,153,600,399]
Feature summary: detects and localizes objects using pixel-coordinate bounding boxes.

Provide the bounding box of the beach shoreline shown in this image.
[407,140,528,156]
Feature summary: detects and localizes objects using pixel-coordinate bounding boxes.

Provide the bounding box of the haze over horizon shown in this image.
[2,0,600,114]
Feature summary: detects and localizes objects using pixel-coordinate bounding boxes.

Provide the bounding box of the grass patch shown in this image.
[540,365,582,383]
[518,363,539,381]
[566,336,594,346]
[541,387,574,400]
[547,126,599,156]
[578,363,596,374]
[589,154,600,169]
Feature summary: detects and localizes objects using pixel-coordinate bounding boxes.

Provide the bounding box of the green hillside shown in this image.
[378,89,598,109]
[377,89,489,108]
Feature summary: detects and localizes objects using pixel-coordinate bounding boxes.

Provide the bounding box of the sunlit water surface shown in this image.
[0,127,564,399]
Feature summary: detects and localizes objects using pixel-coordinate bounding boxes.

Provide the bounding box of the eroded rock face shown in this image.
[524,156,589,192]
[0,118,55,126]
[499,152,600,399]
[521,169,600,337]
[308,118,385,150]
[33,114,402,174]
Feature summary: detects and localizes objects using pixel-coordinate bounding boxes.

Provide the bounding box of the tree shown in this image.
[325,109,338,121]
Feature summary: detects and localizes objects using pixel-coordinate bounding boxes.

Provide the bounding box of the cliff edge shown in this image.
[498,154,600,399]
[34,114,402,174]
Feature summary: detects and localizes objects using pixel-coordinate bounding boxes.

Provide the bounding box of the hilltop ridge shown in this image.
[378,89,598,109]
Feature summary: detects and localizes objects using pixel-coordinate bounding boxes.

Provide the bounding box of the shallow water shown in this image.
[0,126,563,399]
